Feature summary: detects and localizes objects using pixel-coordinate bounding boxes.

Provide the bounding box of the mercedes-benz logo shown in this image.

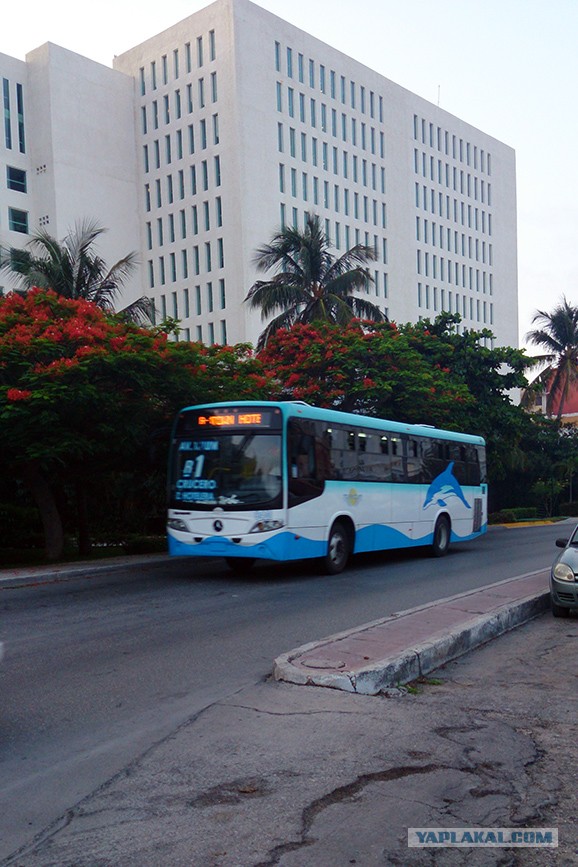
[213,520,223,532]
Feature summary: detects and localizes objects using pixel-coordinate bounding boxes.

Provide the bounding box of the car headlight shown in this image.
[249,520,284,533]
[553,562,575,582]
[167,518,188,532]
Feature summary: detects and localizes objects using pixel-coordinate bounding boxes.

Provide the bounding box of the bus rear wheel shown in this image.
[226,557,256,574]
[324,522,351,574]
[432,516,451,557]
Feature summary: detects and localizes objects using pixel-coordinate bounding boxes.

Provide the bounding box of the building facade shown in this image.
[1,0,518,348]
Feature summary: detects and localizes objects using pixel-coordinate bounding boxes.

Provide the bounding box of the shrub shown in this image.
[558,502,578,517]
[122,536,167,555]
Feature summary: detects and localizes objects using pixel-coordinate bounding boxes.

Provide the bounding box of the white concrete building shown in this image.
[0,0,518,348]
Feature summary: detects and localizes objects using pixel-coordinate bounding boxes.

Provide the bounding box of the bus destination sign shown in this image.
[180,408,282,432]
[198,412,262,427]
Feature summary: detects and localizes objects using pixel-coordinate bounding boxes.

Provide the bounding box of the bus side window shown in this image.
[390,436,404,482]
[287,419,324,506]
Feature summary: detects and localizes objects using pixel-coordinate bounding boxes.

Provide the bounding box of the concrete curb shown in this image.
[274,583,550,695]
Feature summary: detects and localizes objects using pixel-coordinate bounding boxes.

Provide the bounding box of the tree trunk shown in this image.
[21,462,64,561]
[75,481,91,557]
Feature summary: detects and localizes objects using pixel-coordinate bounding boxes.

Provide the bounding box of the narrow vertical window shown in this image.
[197,36,204,67]
[286,47,293,78]
[139,67,146,96]
[209,30,216,61]
[274,41,281,72]
[3,78,12,149]
[210,72,217,102]
[214,155,221,186]
[185,43,192,73]
[173,49,179,79]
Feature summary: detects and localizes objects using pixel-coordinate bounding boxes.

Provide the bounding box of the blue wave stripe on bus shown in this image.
[168,521,486,561]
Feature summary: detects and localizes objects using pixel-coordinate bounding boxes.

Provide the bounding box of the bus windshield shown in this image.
[170,433,282,510]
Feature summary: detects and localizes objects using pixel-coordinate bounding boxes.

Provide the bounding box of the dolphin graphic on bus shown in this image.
[423,462,471,510]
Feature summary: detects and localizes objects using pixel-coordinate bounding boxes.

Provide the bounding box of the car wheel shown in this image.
[324,522,350,574]
[551,599,570,618]
[226,557,256,574]
[432,516,451,557]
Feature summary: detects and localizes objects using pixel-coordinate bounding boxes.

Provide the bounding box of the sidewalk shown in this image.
[0,552,187,588]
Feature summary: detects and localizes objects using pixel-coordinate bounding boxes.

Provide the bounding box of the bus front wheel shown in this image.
[324,522,351,574]
[432,516,451,557]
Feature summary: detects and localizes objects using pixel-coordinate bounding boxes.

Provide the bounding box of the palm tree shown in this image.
[524,297,578,420]
[245,214,385,349]
[0,219,153,324]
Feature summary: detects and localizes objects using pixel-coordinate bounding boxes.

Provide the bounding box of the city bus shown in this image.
[167,401,487,573]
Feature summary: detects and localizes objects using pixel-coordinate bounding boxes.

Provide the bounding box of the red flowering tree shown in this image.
[0,289,269,560]
[258,320,472,426]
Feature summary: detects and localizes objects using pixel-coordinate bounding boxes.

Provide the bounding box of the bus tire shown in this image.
[324,521,351,574]
[432,516,451,557]
[226,557,256,574]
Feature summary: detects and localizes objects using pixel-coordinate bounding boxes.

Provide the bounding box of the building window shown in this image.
[209,30,216,61]
[211,72,218,103]
[3,78,11,149]
[197,36,204,68]
[16,84,25,153]
[8,207,28,233]
[6,166,26,192]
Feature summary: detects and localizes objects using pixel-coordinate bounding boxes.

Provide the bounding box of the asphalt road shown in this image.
[0,524,565,860]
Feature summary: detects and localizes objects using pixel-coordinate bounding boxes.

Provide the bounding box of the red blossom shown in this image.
[6,388,32,401]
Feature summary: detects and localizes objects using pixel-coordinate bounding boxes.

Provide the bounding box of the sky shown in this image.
[1,0,577,350]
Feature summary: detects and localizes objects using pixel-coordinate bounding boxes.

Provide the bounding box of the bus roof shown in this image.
[177,401,485,446]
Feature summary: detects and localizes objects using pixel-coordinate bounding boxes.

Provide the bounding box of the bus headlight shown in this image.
[249,520,284,534]
[168,518,188,532]
[553,562,575,582]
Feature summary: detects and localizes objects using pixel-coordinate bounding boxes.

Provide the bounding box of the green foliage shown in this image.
[246,214,384,349]
[0,219,152,324]
[0,288,270,558]
[524,296,578,419]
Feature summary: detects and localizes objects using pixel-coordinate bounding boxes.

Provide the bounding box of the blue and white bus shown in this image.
[167,401,487,573]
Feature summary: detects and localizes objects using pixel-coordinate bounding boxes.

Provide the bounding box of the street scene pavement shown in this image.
[2,546,576,866]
